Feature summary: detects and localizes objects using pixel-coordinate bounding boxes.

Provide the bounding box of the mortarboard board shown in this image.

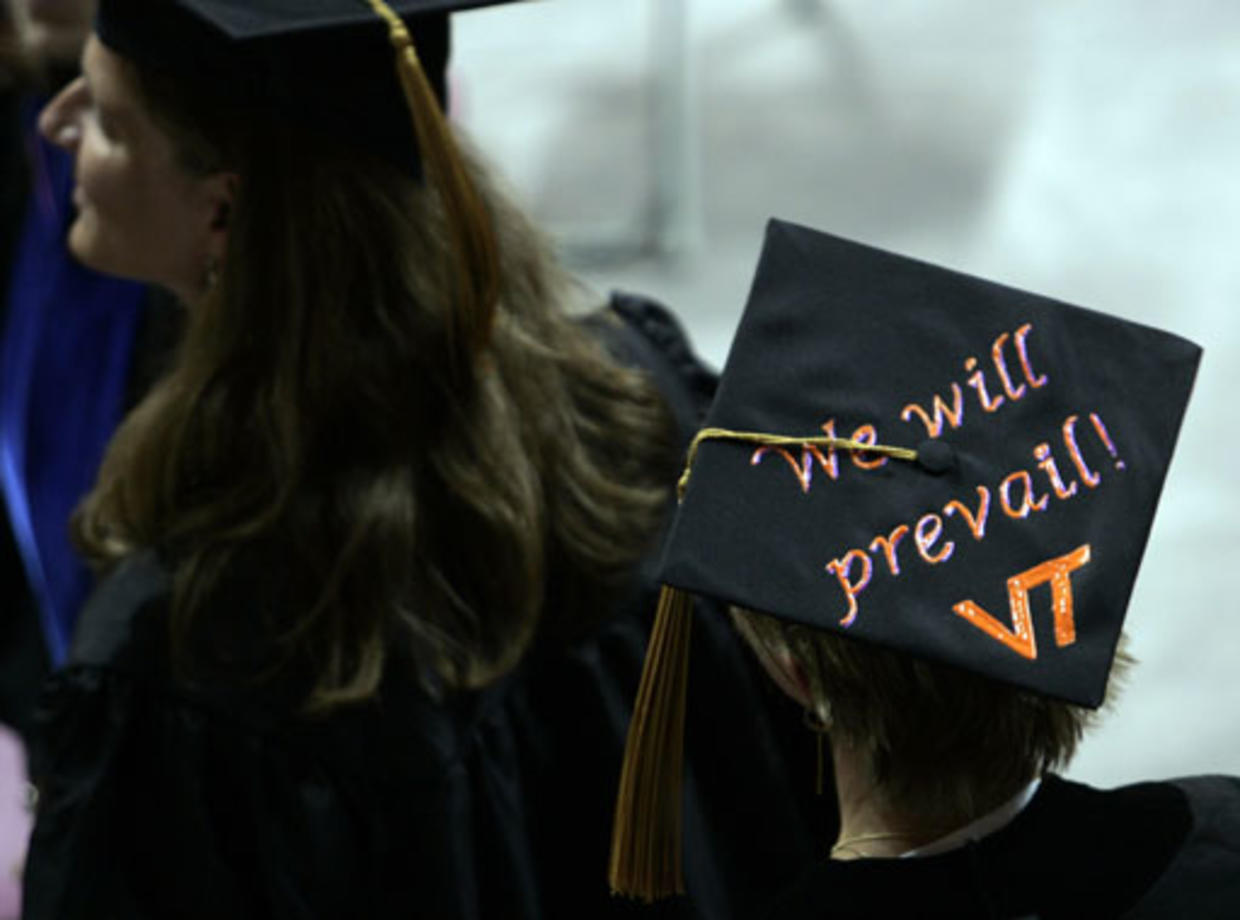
[610,218,1202,900]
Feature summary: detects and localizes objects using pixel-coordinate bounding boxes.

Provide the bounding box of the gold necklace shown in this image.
[830,830,918,859]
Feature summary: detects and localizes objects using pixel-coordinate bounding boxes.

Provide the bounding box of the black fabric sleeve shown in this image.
[21,556,377,920]
[1128,776,1240,919]
[598,291,719,443]
[22,663,462,920]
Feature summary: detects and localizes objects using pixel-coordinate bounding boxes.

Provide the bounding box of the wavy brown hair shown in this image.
[73,50,678,709]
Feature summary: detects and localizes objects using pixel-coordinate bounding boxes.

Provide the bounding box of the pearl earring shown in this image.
[204,255,220,291]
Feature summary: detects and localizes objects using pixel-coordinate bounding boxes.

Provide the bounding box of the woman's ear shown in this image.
[729,609,815,710]
[203,170,238,252]
[765,640,816,711]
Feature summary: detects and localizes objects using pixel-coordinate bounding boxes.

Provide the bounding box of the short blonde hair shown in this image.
[733,607,1131,825]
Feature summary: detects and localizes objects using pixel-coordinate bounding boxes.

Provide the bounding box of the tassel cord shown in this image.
[363,1,501,360]
[679,427,919,499]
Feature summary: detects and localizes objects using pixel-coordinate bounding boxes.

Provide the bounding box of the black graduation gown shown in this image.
[22,298,834,920]
[759,772,1240,919]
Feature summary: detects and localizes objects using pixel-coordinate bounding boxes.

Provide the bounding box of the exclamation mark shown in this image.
[1089,413,1126,470]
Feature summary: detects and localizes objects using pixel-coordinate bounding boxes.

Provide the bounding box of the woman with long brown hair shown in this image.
[20,3,825,918]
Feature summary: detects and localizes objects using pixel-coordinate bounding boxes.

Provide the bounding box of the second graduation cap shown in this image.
[667,219,1200,707]
[610,218,1201,899]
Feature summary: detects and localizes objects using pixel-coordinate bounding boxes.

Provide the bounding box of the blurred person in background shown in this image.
[18,3,827,918]
[1,0,180,745]
[1,6,179,914]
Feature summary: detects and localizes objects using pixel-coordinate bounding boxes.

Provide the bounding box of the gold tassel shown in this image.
[365,1,500,359]
[608,583,694,900]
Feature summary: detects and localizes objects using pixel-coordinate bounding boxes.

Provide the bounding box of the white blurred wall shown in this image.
[454,0,1240,788]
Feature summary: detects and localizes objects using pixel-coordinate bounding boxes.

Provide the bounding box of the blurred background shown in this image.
[454,0,1240,787]
[1,6,1237,910]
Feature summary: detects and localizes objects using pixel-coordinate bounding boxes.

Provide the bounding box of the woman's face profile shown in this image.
[37,34,232,300]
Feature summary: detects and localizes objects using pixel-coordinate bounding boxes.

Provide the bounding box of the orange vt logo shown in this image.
[952,545,1091,659]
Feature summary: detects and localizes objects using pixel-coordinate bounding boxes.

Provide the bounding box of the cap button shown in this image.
[916,439,955,475]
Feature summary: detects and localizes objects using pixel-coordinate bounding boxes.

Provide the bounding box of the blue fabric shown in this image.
[0,96,145,665]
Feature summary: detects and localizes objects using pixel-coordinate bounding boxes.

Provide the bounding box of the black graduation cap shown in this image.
[95,0,521,173]
[610,218,1202,900]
